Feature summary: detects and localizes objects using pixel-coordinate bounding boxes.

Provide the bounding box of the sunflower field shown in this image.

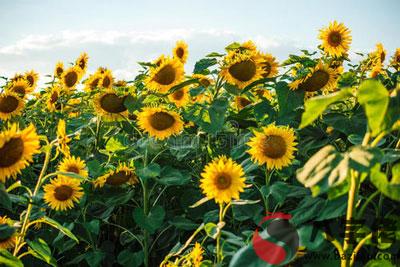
[0,21,400,267]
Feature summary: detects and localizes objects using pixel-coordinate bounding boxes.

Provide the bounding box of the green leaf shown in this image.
[358,80,389,136]
[275,81,304,126]
[26,238,57,267]
[123,95,142,113]
[157,166,191,185]
[41,216,79,242]
[370,164,400,201]
[117,250,144,267]
[291,196,326,225]
[133,205,165,234]
[315,196,347,221]
[0,249,23,267]
[298,224,325,251]
[169,216,198,230]
[0,184,11,210]
[224,83,241,95]
[0,224,15,240]
[136,163,161,182]
[83,220,100,235]
[106,137,127,153]
[193,58,217,74]
[365,258,394,267]
[300,88,352,128]
[84,250,105,267]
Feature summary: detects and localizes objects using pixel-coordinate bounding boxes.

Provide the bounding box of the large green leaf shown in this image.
[42,216,79,242]
[133,205,165,234]
[300,88,352,128]
[26,238,57,267]
[0,249,23,267]
[297,145,382,196]
[358,80,389,136]
[276,81,304,126]
[117,250,143,267]
[157,166,191,185]
[0,184,11,210]
[136,163,161,182]
[370,164,400,201]
[0,224,15,240]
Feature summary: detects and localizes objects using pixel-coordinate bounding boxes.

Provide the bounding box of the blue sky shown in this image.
[0,0,398,84]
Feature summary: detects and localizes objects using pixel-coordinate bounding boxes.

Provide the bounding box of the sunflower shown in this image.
[100,69,114,89]
[319,21,352,57]
[0,92,25,120]
[247,124,297,170]
[43,176,83,211]
[370,43,386,63]
[200,155,246,203]
[0,124,40,183]
[114,80,127,87]
[65,98,81,118]
[234,96,252,110]
[93,89,129,121]
[6,79,33,98]
[137,107,184,140]
[390,48,400,71]
[259,53,279,78]
[190,243,204,267]
[192,74,213,88]
[370,61,384,78]
[46,86,62,112]
[54,61,64,78]
[84,73,102,92]
[61,66,81,91]
[24,70,39,89]
[289,62,337,94]
[220,50,263,89]
[0,216,16,249]
[93,163,138,188]
[58,156,88,179]
[145,57,184,93]
[168,87,190,107]
[240,40,258,52]
[57,119,71,157]
[75,52,89,73]
[173,40,189,64]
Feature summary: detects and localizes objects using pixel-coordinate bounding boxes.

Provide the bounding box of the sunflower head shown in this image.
[247,124,297,170]
[390,48,400,70]
[370,61,384,78]
[200,155,246,203]
[234,96,252,110]
[57,119,71,157]
[0,92,25,121]
[93,89,129,121]
[61,66,82,90]
[0,216,16,250]
[76,52,89,73]
[54,61,64,78]
[259,53,279,78]
[43,176,84,211]
[58,156,88,179]
[173,40,189,64]
[192,74,213,88]
[84,73,102,92]
[240,40,258,52]
[137,106,184,140]
[46,85,62,112]
[319,21,352,57]
[145,57,184,93]
[6,79,33,98]
[100,69,114,89]
[168,87,190,108]
[93,163,138,188]
[370,43,387,63]
[220,50,263,89]
[25,70,39,89]
[0,124,40,182]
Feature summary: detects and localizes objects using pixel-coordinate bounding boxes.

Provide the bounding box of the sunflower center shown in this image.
[0,95,19,113]
[154,65,176,85]
[299,70,330,92]
[54,185,73,201]
[64,72,78,88]
[79,60,86,70]
[102,76,111,88]
[67,166,80,174]
[172,90,184,100]
[106,171,132,186]
[0,138,24,167]
[328,31,342,47]
[50,91,58,104]
[26,76,34,87]
[238,97,251,108]
[100,94,127,113]
[149,112,176,131]
[90,78,100,89]
[200,78,210,87]
[262,62,272,77]
[56,67,63,77]
[176,48,185,59]
[262,135,287,159]
[215,173,232,190]
[380,52,385,63]
[12,85,26,95]
[228,60,256,82]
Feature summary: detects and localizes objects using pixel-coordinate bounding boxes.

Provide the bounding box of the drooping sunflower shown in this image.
[58,156,88,179]
[100,69,114,89]
[370,43,387,63]
[56,119,71,157]
[61,66,82,91]
[220,50,263,89]
[54,61,64,78]
[319,21,352,57]
[84,73,102,92]
[0,216,16,249]
[240,40,258,52]
[390,48,400,71]
[289,62,338,94]
[6,79,33,98]
[247,124,297,170]
[145,57,184,93]
[168,87,190,107]
[259,53,279,78]
[43,176,84,211]
[370,61,384,78]
[0,92,25,120]
[173,40,189,64]
[93,163,138,188]
[234,95,252,110]
[93,89,129,121]
[0,124,40,183]
[46,85,62,112]
[24,70,39,89]
[200,155,246,203]
[137,106,184,140]
[75,52,89,73]
[192,74,213,88]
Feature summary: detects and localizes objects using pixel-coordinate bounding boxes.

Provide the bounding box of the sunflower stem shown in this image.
[264,167,271,212]
[216,203,224,264]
